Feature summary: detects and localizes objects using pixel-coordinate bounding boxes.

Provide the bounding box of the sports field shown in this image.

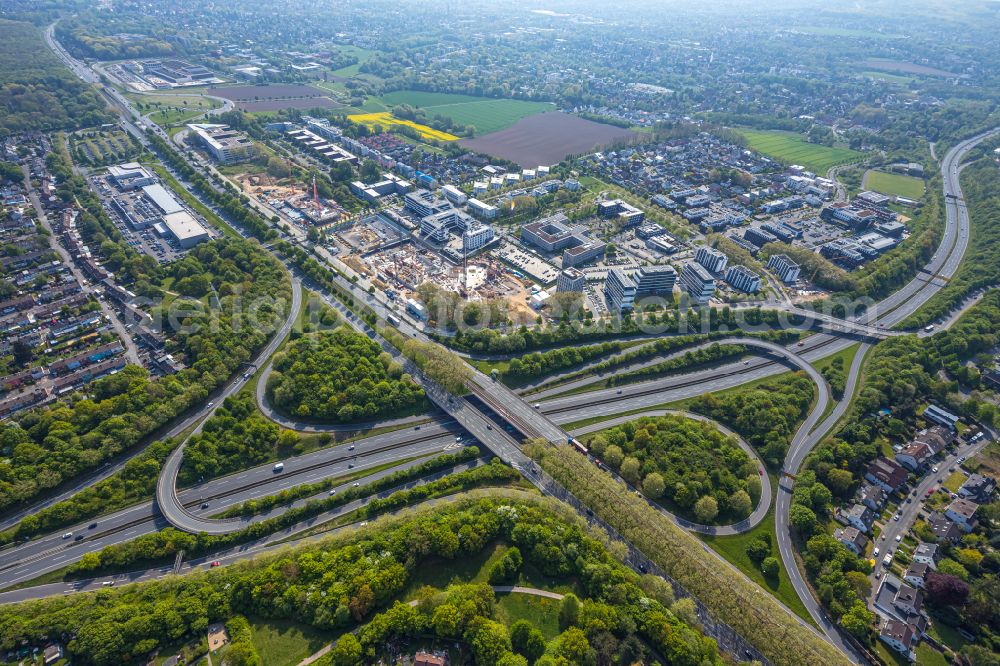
[378,89,555,135]
[864,170,925,199]
[738,130,863,173]
[347,111,459,141]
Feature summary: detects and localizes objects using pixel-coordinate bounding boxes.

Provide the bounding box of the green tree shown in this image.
[761,557,780,578]
[729,489,752,518]
[789,504,817,535]
[331,634,362,665]
[510,620,545,663]
[559,593,580,630]
[642,472,666,499]
[557,627,596,665]
[693,495,719,523]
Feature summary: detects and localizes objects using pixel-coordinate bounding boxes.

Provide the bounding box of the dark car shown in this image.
[88,522,98,529]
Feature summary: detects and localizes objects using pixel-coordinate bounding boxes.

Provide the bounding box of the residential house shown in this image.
[893,583,924,618]
[897,426,953,470]
[923,404,959,430]
[834,526,868,555]
[928,513,963,543]
[856,482,887,511]
[912,543,939,569]
[866,457,908,493]
[841,503,876,533]
[43,645,63,665]
[957,474,996,503]
[944,498,979,532]
[903,563,929,589]
[880,618,918,660]
[865,457,907,493]
[414,652,447,666]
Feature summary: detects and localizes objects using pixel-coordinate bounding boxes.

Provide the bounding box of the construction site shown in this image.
[236,171,346,230]
[352,240,536,319]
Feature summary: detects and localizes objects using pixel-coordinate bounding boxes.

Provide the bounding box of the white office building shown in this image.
[441,184,468,206]
[725,265,762,293]
[604,268,637,312]
[467,198,498,219]
[463,225,494,253]
[695,246,728,274]
[767,254,801,283]
[680,262,716,304]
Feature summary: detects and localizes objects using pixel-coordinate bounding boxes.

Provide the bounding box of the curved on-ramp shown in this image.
[155,279,303,535]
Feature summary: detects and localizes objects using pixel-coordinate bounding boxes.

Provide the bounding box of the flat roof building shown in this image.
[556,267,586,292]
[467,198,498,219]
[767,254,801,283]
[695,246,728,274]
[107,162,156,191]
[162,211,209,248]
[188,124,258,164]
[725,265,762,293]
[141,183,184,215]
[680,261,715,305]
[604,268,637,312]
[634,264,677,297]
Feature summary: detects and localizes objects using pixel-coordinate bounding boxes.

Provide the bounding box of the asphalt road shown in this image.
[34,25,1000,663]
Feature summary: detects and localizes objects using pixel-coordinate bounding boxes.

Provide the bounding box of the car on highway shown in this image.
[353,482,360,487]
[74,534,84,541]
[273,463,284,473]
[201,502,210,509]
[210,561,221,567]
[348,445,355,451]
[328,489,337,495]
[88,522,98,529]
[62,532,73,539]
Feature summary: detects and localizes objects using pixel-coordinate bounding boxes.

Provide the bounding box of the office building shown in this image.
[556,267,586,292]
[107,163,156,191]
[636,223,665,239]
[420,208,475,243]
[744,226,779,248]
[187,124,258,164]
[604,268,637,312]
[767,254,801,283]
[634,264,677,297]
[694,246,728,273]
[404,190,452,218]
[462,224,494,253]
[467,198,498,219]
[597,199,645,227]
[441,184,468,206]
[725,265,762,293]
[349,174,413,203]
[680,261,716,304]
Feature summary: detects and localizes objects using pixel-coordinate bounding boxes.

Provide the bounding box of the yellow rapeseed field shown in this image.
[347,112,459,142]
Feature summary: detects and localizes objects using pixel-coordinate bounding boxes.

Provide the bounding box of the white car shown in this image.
[895,535,902,542]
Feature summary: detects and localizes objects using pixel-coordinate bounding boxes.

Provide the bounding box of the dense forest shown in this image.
[585,414,759,525]
[0,20,109,135]
[268,327,425,422]
[0,496,721,666]
[689,373,816,467]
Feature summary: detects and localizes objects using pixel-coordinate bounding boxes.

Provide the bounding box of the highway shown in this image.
[29,25,1000,664]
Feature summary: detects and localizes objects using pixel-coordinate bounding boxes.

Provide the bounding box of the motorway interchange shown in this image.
[8,25,1000,665]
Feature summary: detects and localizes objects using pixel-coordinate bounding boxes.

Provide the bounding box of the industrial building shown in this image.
[767,254,801,283]
[162,211,209,248]
[680,262,716,304]
[187,124,258,164]
[142,184,184,215]
[694,246,728,274]
[556,267,586,292]
[725,265,762,293]
[604,268,637,312]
